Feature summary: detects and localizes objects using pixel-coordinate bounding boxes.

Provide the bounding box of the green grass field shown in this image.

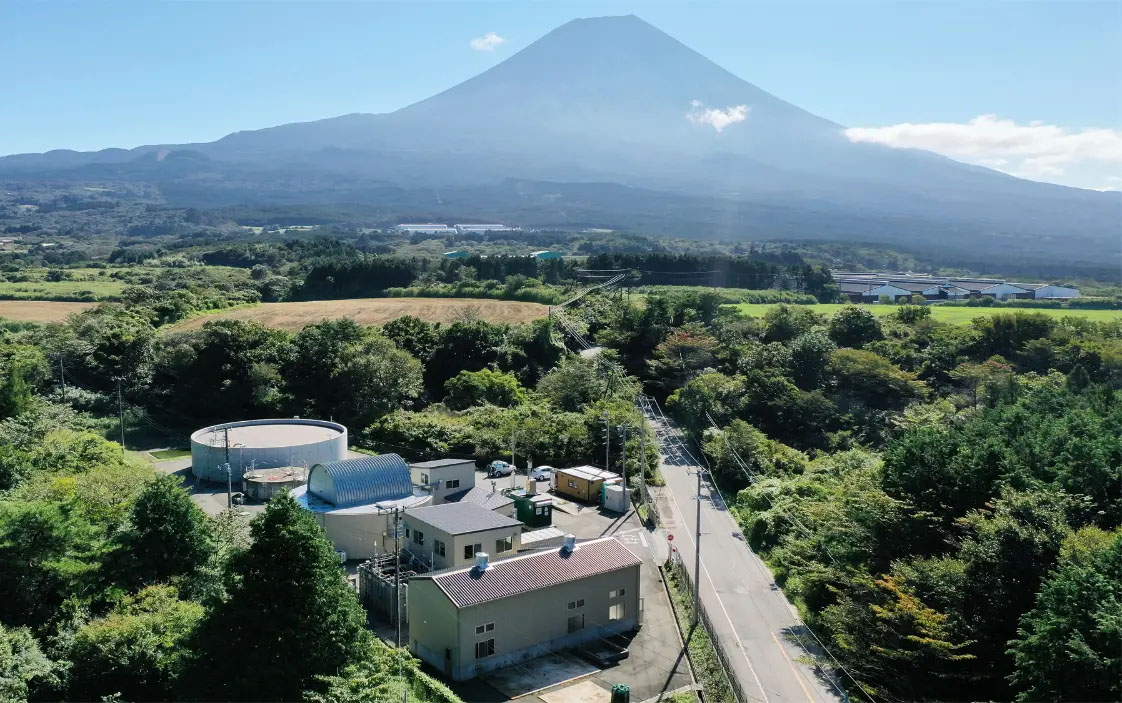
[0,279,125,301]
[729,303,1122,324]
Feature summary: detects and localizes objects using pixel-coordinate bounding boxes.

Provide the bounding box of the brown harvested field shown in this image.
[174,297,550,331]
[0,300,98,323]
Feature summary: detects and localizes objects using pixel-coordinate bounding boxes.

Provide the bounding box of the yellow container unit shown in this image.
[551,466,620,504]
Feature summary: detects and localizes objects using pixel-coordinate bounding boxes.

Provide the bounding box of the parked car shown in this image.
[530,465,554,481]
[487,460,514,477]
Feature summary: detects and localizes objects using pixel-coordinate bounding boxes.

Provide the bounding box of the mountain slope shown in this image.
[1,15,1118,263]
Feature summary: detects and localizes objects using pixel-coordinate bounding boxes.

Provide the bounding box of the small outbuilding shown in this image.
[404,502,523,571]
[451,483,516,518]
[408,536,642,681]
[551,466,620,504]
[411,458,476,505]
[508,488,553,527]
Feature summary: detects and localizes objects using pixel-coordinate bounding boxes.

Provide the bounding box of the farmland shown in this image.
[729,302,1122,324]
[0,300,99,323]
[174,297,550,331]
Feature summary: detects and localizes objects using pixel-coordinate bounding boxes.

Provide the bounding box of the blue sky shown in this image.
[2,1,1119,189]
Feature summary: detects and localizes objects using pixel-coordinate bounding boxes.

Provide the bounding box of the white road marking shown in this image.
[664,472,771,703]
[639,532,648,548]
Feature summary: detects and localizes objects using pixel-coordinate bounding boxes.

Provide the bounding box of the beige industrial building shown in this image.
[403,502,522,571]
[411,458,476,505]
[408,536,642,681]
[551,466,621,504]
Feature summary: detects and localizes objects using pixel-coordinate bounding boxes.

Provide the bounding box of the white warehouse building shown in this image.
[190,418,347,482]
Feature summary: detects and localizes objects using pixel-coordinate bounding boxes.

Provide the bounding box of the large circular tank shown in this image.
[190,419,347,482]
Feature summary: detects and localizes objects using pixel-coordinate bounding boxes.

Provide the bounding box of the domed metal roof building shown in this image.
[292,453,430,560]
[307,455,414,508]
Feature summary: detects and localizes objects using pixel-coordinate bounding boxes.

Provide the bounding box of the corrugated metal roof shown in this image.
[405,502,521,535]
[557,466,619,482]
[520,526,566,545]
[308,454,413,508]
[419,537,641,608]
[454,485,515,511]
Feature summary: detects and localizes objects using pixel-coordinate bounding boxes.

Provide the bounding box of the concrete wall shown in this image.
[412,461,476,505]
[314,509,395,561]
[404,520,522,571]
[422,564,642,681]
[409,578,462,679]
[191,419,347,482]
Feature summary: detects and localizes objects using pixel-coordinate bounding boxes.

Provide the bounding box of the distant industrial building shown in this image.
[835,272,1079,302]
[403,502,522,571]
[292,454,430,560]
[408,536,642,681]
[398,223,455,234]
[454,223,518,233]
[190,418,347,482]
[529,250,562,260]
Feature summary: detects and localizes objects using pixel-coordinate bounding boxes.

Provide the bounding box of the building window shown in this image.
[567,599,585,610]
[434,540,446,557]
[404,527,410,538]
[464,543,482,560]
[475,639,495,659]
[567,614,585,633]
[609,603,625,621]
[475,623,495,635]
[609,589,626,598]
[495,536,513,554]
[567,480,576,488]
[446,479,460,489]
[420,473,429,485]
[413,530,424,546]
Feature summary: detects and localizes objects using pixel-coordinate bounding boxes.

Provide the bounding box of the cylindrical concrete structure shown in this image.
[190,419,347,482]
[242,467,307,502]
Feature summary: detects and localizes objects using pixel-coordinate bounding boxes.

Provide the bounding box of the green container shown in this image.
[511,490,553,527]
[610,684,630,703]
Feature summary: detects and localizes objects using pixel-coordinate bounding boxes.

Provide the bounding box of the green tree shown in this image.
[121,474,214,587]
[702,419,807,489]
[537,353,639,412]
[68,305,156,391]
[1008,528,1122,702]
[788,330,836,390]
[646,323,719,393]
[1065,363,1092,392]
[189,493,371,701]
[894,305,931,324]
[828,305,884,348]
[68,586,203,702]
[381,315,440,363]
[762,304,821,343]
[425,320,505,397]
[443,369,527,410]
[285,319,423,428]
[0,623,54,702]
[667,371,744,435]
[828,348,926,411]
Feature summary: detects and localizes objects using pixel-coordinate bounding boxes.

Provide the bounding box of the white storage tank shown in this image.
[190,418,347,482]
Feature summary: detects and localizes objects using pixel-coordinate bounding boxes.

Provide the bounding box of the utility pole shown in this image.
[638,415,646,506]
[694,465,702,626]
[603,411,610,471]
[619,424,629,509]
[116,380,125,452]
[224,426,231,465]
[394,507,402,648]
[224,462,232,510]
[58,357,67,403]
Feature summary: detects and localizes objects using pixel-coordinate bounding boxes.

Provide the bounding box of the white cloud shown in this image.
[845,115,1122,190]
[687,101,749,133]
[469,32,505,52]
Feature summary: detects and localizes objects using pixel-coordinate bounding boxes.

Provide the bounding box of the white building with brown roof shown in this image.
[407,536,642,680]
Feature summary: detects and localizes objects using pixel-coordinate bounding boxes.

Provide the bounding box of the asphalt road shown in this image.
[650,415,844,703]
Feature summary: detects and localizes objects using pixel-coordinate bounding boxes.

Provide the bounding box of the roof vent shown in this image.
[562,534,577,553]
[475,552,490,571]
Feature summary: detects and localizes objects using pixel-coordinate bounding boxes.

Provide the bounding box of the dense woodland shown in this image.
[0,231,1117,702]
